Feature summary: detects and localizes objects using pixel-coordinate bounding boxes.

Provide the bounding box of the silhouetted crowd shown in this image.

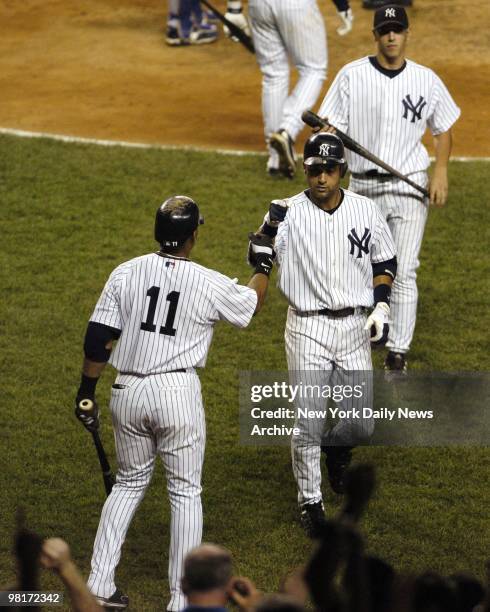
[3,467,488,611]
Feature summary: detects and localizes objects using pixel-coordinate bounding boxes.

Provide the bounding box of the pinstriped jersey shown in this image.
[318,57,460,175]
[274,189,396,311]
[90,253,257,374]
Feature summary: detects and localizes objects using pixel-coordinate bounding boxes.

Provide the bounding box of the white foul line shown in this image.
[0,127,266,157]
[0,126,488,161]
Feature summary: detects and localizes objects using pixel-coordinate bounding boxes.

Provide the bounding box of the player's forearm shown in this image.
[259,221,278,238]
[246,232,275,313]
[57,561,103,612]
[78,358,106,402]
[372,258,397,305]
[248,273,269,314]
[433,130,452,170]
[373,274,393,288]
[82,357,108,380]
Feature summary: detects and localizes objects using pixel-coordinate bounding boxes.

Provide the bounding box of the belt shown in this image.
[351,170,394,181]
[294,307,365,318]
[119,368,187,377]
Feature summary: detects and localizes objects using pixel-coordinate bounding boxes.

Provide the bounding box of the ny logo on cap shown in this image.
[385,8,396,17]
[319,143,332,156]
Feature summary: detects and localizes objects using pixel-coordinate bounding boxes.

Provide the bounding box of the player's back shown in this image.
[90,253,257,375]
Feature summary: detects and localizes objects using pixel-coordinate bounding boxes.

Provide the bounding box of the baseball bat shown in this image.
[302,110,430,198]
[199,0,255,54]
[79,399,115,496]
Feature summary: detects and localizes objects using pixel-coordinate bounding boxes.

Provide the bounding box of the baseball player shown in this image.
[74,196,274,610]
[166,0,218,46]
[251,133,397,538]
[318,5,460,374]
[225,0,354,178]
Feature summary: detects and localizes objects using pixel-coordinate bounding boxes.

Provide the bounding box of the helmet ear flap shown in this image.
[340,161,348,178]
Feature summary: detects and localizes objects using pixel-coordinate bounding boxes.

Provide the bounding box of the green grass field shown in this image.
[0,134,488,610]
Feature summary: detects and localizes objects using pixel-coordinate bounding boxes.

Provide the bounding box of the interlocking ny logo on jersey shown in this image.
[385,7,396,18]
[402,94,427,123]
[348,228,371,258]
[319,143,332,156]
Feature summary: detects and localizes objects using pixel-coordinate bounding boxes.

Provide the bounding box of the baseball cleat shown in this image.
[165,25,190,46]
[189,23,218,45]
[95,588,129,609]
[166,23,218,46]
[384,351,408,380]
[270,129,297,179]
[202,9,220,25]
[322,446,353,494]
[300,501,327,539]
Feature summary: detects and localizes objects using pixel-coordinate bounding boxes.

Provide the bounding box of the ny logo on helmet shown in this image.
[385,8,396,18]
[319,143,332,156]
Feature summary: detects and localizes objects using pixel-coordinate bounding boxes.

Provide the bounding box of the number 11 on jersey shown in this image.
[140,286,180,337]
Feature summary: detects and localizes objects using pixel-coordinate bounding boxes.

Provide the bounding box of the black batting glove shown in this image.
[75,396,100,432]
[260,199,288,238]
[268,199,288,225]
[247,232,275,277]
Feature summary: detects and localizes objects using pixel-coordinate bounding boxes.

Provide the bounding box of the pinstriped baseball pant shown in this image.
[350,174,429,354]
[87,371,205,611]
[285,309,374,505]
[248,0,327,163]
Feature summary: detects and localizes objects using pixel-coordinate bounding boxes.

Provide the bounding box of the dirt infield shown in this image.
[0,0,488,156]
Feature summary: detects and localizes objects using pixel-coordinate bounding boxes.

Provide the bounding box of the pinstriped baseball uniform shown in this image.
[86,252,257,611]
[248,0,328,170]
[274,188,396,505]
[319,56,460,353]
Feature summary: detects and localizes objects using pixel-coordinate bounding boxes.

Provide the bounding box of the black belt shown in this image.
[295,307,360,318]
[351,170,394,180]
[119,368,187,377]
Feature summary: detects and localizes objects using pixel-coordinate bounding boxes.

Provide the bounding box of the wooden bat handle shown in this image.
[79,398,95,413]
[91,431,115,496]
[302,110,327,130]
[301,110,429,198]
[78,399,115,496]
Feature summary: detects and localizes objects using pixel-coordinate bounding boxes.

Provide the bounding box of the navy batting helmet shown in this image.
[303,133,348,177]
[154,195,204,248]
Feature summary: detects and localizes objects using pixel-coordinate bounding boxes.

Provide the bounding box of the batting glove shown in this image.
[247,232,275,276]
[364,302,390,345]
[224,1,251,41]
[266,199,288,227]
[336,9,354,36]
[75,397,100,433]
